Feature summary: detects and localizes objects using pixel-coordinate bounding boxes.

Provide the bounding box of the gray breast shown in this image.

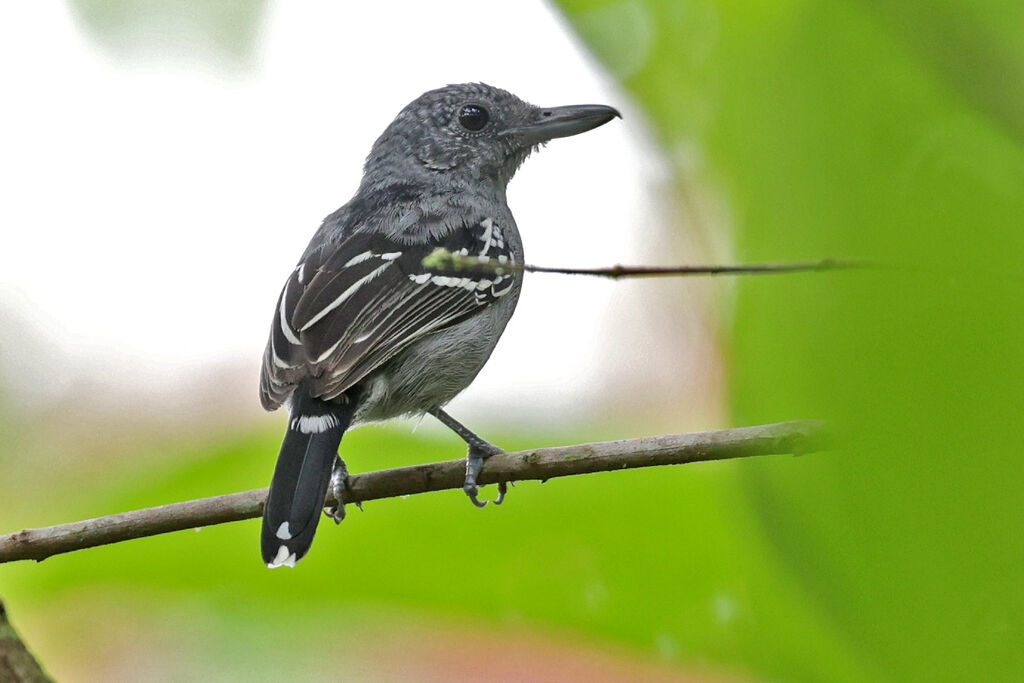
[354,291,521,423]
[354,210,524,423]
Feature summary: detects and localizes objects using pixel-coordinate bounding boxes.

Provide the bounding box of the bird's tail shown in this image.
[262,390,354,568]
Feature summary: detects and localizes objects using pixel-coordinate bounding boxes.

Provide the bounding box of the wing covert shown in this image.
[259,218,517,409]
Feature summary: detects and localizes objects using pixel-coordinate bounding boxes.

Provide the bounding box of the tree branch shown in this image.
[0,421,826,564]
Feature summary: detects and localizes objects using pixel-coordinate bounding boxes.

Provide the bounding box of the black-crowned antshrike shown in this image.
[260,83,619,568]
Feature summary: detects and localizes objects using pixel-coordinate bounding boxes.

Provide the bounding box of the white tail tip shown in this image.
[267,544,298,569]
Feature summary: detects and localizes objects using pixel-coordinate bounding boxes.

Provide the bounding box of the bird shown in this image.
[259,83,620,568]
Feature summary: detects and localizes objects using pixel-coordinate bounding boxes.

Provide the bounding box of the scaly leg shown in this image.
[325,454,352,523]
[430,408,508,508]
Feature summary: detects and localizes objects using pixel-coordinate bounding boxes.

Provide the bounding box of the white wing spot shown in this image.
[344,251,375,267]
[479,218,495,256]
[300,262,391,331]
[275,522,292,540]
[492,278,515,297]
[314,338,343,364]
[279,284,302,345]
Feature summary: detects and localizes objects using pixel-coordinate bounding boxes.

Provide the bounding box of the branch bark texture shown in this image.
[0,421,825,564]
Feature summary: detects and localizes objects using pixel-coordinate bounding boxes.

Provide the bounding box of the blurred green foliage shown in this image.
[560,0,1024,680]
[3,424,846,680]
[67,0,266,65]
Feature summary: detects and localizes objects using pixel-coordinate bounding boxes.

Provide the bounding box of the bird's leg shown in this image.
[325,454,350,523]
[430,408,508,508]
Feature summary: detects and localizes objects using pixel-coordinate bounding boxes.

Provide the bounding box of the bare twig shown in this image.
[0,421,826,564]
[421,249,867,280]
[519,258,864,278]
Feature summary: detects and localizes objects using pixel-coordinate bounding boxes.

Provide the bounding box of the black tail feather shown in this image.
[262,393,353,568]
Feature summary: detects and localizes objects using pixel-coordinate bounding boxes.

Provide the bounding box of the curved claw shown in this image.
[325,505,346,524]
[466,486,488,508]
[494,481,508,505]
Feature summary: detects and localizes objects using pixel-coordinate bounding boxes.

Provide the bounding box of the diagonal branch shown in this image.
[0,421,827,564]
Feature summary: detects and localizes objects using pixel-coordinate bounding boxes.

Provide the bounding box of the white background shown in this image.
[0,2,720,429]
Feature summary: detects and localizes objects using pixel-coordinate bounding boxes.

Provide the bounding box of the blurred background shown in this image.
[1,0,1022,680]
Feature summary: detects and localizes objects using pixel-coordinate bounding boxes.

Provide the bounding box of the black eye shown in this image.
[458,104,489,131]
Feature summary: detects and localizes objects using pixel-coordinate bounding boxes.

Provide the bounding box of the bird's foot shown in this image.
[429,408,510,508]
[325,456,349,524]
[465,444,508,508]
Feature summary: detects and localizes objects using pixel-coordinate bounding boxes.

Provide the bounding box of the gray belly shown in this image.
[353,291,520,423]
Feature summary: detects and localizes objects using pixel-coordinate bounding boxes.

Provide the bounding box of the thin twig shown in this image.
[520,258,865,278]
[421,249,867,280]
[0,421,827,564]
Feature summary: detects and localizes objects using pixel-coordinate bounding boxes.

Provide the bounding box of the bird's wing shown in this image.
[260,218,517,409]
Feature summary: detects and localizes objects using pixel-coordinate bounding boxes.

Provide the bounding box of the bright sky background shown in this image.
[0,2,716,427]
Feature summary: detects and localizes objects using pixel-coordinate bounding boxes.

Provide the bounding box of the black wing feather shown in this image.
[259,219,516,410]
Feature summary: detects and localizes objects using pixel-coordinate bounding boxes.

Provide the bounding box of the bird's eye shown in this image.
[458,104,489,132]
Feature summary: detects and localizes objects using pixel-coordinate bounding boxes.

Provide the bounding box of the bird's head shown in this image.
[361,83,620,191]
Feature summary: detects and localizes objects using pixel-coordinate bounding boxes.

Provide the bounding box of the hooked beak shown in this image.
[502,104,621,146]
